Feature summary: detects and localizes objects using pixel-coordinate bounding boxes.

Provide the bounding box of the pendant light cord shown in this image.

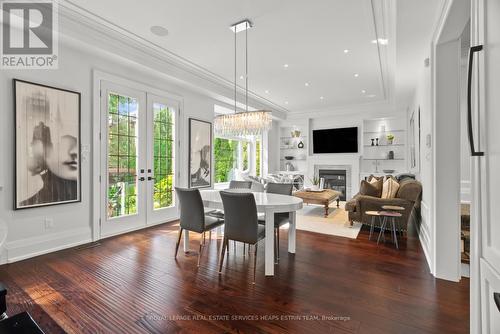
[234,26,237,114]
[245,20,248,113]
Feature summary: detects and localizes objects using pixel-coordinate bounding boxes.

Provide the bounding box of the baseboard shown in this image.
[100,215,179,240]
[419,200,433,274]
[4,227,92,264]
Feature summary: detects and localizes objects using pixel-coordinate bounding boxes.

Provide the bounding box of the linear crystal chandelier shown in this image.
[214,19,272,137]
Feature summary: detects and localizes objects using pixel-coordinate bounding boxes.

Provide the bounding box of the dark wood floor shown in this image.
[0,222,469,334]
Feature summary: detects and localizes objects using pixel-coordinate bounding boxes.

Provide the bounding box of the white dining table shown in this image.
[184,189,303,276]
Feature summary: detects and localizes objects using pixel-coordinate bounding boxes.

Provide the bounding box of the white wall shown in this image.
[0,33,227,263]
[407,51,434,273]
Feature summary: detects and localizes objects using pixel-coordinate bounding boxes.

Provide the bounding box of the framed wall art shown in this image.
[188,118,212,188]
[14,79,81,209]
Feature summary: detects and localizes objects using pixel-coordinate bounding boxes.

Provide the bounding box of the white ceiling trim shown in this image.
[59,1,289,118]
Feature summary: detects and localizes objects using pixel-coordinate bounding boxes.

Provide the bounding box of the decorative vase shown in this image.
[388,138,394,145]
[371,139,375,146]
[387,151,394,160]
[376,138,379,146]
[298,141,304,149]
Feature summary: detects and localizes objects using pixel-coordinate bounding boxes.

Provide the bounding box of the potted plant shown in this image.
[386,133,395,145]
[309,176,320,190]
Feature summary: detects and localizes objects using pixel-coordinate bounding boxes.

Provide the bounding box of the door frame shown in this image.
[92,70,183,241]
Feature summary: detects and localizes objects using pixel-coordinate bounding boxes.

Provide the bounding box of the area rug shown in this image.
[294,202,362,239]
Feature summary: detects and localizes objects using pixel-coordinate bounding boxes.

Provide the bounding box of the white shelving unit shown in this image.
[360,117,408,178]
[279,126,308,173]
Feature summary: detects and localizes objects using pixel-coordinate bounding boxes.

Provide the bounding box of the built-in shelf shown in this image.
[363,158,404,161]
[364,144,405,147]
[364,129,405,134]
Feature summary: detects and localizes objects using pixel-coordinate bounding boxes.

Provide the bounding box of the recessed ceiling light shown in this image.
[354,73,359,77]
[283,64,289,68]
[343,49,349,53]
[320,96,324,100]
[150,25,169,37]
[284,101,289,105]
[305,82,310,87]
[371,38,388,45]
[265,90,269,94]
[361,90,366,94]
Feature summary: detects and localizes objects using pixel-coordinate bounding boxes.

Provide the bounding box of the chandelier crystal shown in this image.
[214,110,272,137]
[215,19,272,137]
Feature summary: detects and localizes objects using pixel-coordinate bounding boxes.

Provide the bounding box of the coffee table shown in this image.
[293,189,341,217]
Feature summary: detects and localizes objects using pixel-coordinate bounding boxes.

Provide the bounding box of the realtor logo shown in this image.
[1,0,58,69]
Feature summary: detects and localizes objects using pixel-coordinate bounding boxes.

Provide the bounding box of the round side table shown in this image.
[377,211,403,249]
[365,211,384,241]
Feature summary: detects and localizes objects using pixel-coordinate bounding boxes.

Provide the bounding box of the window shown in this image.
[214,138,238,183]
[255,139,261,177]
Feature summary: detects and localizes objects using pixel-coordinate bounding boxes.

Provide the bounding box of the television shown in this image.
[312,127,358,153]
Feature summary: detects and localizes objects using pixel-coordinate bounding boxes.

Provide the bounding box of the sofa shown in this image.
[345,176,422,229]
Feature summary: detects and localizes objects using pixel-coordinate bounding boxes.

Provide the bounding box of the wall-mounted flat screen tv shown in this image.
[312,127,358,153]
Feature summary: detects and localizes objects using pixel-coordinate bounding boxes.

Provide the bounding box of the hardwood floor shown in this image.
[0,222,469,334]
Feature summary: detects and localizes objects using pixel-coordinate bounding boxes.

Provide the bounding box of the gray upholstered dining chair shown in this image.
[229,180,252,189]
[259,183,294,262]
[174,187,224,267]
[219,191,265,284]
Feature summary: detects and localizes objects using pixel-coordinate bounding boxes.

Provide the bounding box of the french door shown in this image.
[100,81,179,237]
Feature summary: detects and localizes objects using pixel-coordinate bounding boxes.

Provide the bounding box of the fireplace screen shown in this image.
[318,169,347,201]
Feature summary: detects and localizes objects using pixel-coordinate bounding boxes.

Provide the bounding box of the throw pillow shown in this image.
[359,180,380,197]
[368,177,383,197]
[381,177,400,199]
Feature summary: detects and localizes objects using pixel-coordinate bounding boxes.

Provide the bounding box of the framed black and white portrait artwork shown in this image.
[188,118,212,188]
[14,79,81,210]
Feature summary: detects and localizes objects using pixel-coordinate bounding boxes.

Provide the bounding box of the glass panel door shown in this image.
[101,82,147,237]
[146,94,178,224]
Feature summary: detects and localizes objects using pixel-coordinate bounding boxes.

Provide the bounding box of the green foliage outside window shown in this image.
[214,138,238,183]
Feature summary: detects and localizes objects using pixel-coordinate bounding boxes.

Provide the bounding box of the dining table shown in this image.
[183,189,303,276]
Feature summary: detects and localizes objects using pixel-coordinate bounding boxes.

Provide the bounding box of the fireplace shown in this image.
[319,169,347,201]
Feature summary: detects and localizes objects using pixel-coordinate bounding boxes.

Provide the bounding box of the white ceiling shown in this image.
[68,0,444,113]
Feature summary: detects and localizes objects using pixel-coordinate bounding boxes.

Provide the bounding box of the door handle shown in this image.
[467,45,484,156]
[148,176,155,181]
[494,292,500,312]
[139,177,145,181]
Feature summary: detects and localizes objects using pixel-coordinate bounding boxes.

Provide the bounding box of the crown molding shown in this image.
[58,1,289,118]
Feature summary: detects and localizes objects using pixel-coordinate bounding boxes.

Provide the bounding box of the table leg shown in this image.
[337,198,340,208]
[265,209,275,276]
[288,211,296,254]
[324,203,329,217]
[183,230,189,252]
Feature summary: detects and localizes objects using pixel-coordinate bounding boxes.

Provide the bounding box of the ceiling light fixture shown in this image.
[150,25,169,37]
[371,38,388,45]
[215,19,271,137]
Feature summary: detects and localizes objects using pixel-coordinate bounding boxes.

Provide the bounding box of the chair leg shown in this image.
[274,229,278,263]
[209,230,212,241]
[203,232,206,246]
[197,235,204,267]
[219,237,227,273]
[253,243,258,284]
[243,243,246,257]
[175,228,183,258]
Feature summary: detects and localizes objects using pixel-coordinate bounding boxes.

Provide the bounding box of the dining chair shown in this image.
[259,183,294,262]
[229,180,252,189]
[219,191,265,284]
[174,187,224,267]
